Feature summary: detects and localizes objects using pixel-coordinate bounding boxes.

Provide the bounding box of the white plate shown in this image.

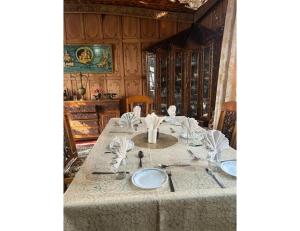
[131,168,168,189]
[220,160,236,177]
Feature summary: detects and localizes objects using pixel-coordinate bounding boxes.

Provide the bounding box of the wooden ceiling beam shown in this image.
[64,3,194,23]
[193,0,220,23]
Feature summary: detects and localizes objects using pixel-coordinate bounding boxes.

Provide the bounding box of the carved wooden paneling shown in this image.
[140,18,158,39]
[83,14,103,41]
[123,43,141,77]
[125,79,142,96]
[102,15,121,39]
[65,13,85,43]
[177,22,192,33]
[122,16,140,39]
[89,80,106,100]
[107,80,121,98]
[159,20,177,39]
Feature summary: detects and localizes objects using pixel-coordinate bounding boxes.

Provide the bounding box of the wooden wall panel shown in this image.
[65,14,85,43]
[122,16,140,39]
[159,20,177,39]
[84,14,103,41]
[102,15,121,39]
[124,79,142,96]
[140,18,158,39]
[177,22,192,33]
[123,43,141,77]
[89,80,106,100]
[107,79,122,98]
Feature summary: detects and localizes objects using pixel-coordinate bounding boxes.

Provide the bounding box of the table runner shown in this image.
[64,117,236,231]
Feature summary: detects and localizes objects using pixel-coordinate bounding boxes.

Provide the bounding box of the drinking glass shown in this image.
[116,158,127,180]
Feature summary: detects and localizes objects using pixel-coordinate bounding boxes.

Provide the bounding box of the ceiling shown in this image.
[64,0,196,13]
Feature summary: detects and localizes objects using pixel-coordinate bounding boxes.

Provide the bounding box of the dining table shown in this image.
[64,116,236,231]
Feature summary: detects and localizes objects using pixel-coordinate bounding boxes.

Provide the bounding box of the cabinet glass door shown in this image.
[146,53,156,110]
[174,52,183,115]
[160,55,168,115]
[202,45,213,118]
[190,51,199,117]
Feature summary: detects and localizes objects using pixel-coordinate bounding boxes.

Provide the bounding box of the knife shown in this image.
[167,170,175,192]
[109,131,133,134]
[92,171,130,174]
[205,168,225,188]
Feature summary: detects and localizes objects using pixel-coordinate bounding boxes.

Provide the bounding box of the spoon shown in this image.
[158,164,191,169]
[138,151,144,168]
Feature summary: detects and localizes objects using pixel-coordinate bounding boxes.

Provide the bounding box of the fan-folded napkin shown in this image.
[119,112,139,128]
[145,113,165,143]
[181,117,204,136]
[133,105,141,118]
[167,105,176,118]
[204,130,229,162]
[110,137,130,172]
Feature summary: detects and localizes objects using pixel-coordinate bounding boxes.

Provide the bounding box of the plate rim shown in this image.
[220,160,236,177]
[131,167,168,189]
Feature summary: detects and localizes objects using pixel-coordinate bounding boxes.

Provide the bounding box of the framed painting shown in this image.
[64,44,113,73]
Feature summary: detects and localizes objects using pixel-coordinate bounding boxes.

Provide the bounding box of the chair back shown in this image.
[64,114,78,168]
[125,95,153,116]
[217,101,237,149]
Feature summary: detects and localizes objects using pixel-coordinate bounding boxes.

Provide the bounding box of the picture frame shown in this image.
[64,44,113,73]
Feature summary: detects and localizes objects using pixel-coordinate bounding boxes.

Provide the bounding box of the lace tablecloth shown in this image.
[64,117,236,231]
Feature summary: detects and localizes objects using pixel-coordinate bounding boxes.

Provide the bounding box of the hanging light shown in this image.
[176,0,208,10]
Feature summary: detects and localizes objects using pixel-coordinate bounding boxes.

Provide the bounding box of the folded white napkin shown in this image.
[145,113,165,143]
[167,105,176,118]
[109,136,134,153]
[133,105,141,118]
[145,112,165,130]
[204,130,229,162]
[110,137,131,172]
[181,117,204,136]
[119,112,139,128]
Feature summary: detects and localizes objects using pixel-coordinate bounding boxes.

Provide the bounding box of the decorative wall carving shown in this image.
[65,14,85,43]
[102,15,121,39]
[122,16,140,39]
[84,14,103,41]
[107,80,122,98]
[123,43,141,77]
[125,79,142,96]
[140,18,158,39]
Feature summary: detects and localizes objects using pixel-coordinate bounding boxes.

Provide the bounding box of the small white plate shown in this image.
[220,160,236,177]
[131,168,168,189]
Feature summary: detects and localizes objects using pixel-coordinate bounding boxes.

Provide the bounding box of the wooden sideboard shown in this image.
[64,99,120,141]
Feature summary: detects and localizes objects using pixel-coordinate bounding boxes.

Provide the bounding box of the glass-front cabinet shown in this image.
[146,42,216,126]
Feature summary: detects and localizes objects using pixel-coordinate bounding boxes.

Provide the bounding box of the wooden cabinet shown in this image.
[64,99,120,141]
[147,42,217,126]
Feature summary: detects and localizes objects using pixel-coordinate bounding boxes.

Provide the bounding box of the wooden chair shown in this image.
[64,114,86,192]
[217,101,237,149]
[125,95,153,116]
